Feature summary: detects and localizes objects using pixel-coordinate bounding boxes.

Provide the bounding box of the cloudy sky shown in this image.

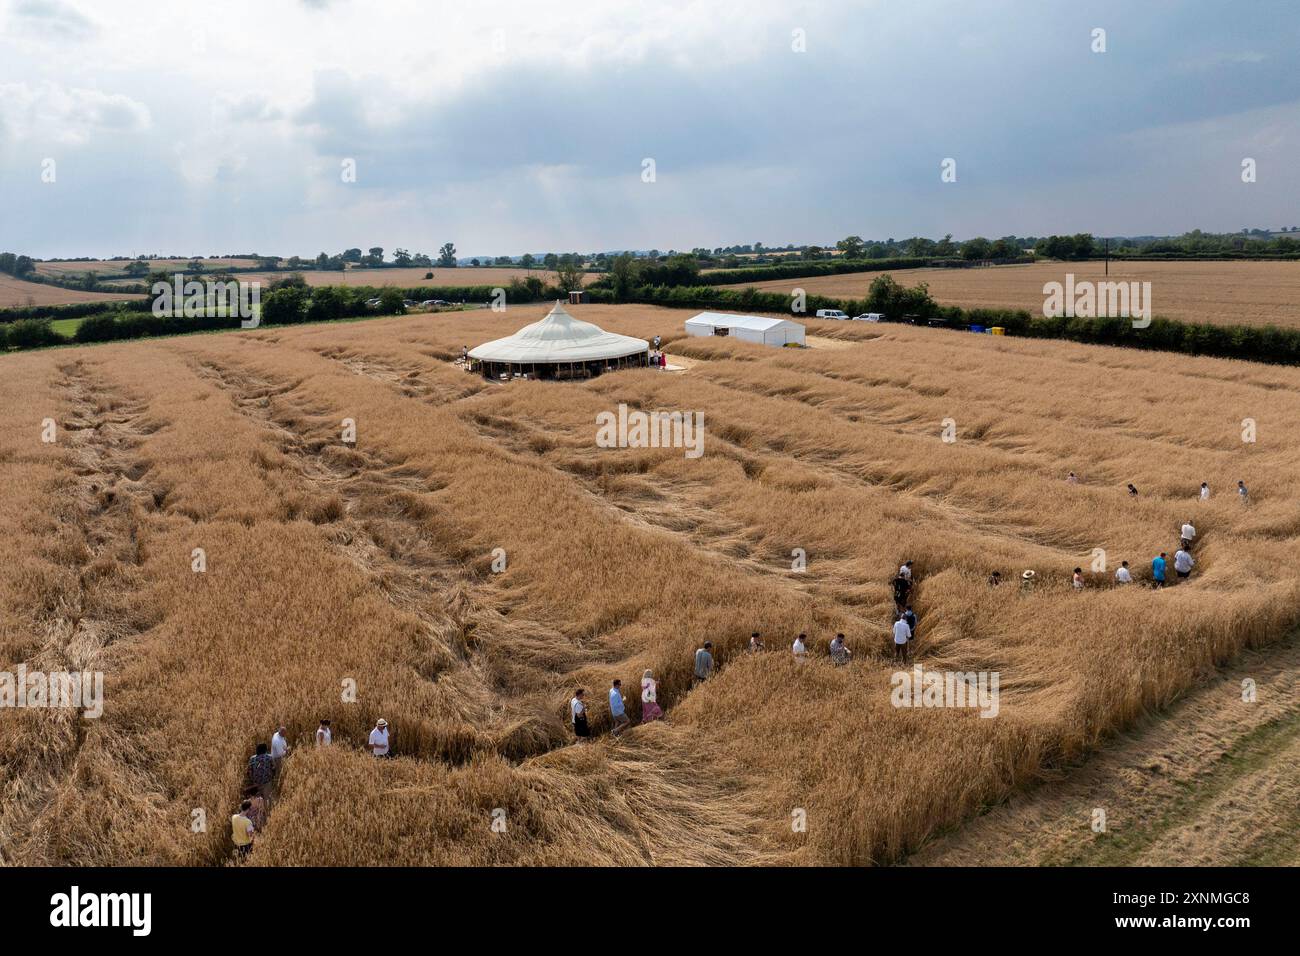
[1,0,1298,259]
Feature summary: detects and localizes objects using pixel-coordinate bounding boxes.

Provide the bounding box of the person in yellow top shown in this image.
[231,801,256,858]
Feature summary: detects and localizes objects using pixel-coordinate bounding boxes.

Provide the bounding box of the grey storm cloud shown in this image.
[3,0,1300,256]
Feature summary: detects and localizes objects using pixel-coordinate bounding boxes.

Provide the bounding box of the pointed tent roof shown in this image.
[468,301,649,364]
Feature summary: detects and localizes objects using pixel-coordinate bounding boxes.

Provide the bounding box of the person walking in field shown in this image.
[1200,482,1210,500]
[271,725,290,768]
[892,613,912,663]
[1127,483,1139,498]
[898,560,914,583]
[241,786,267,830]
[902,605,918,641]
[693,641,714,682]
[1174,547,1195,581]
[1238,480,1249,504]
[570,689,590,742]
[315,718,332,746]
[893,573,911,610]
[248,743,274,796]
[640,670,663,723]
[829,633,851,665]
[1152,553,1168,589]
[367,718,391,758]
[1067,471,1078,484]
[232,801,256,859]
[988,570,1002,587]
[608,679,630,736]
[748,632,764,653]
[1115,560,1132,584]
[1072,567,1084,590]
[1180,520,1196,550]
[792,633,808,660]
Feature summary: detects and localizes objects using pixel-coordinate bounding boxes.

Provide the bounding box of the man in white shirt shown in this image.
[271,726,290,767]
[892,615,912,663]
[1174,549,1195,580]
[1115,561,1132,584]
[570,689,590,741]
[315,719,332,746]
[898,561,914,582]
[368,718,390,757]
[1200,482,1210,500]
[1181,521,1196,548]
[792,633,807,660]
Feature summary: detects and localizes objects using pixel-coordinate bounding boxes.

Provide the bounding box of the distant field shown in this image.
[717,260,1300,328]
[96,265,594,291]
[0,275,140,308]
[35,258,261,277]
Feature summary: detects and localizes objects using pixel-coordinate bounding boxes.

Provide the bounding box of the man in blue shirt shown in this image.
[608,679,630,736]
[693,642,714,682]
[1152,552,1167,589]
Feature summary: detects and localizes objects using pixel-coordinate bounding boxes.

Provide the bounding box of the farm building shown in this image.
[684,311,805,347]
[467,300,650,380]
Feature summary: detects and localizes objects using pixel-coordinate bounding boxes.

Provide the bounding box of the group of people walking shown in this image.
[570,670,662,740]
[1006,477,1229,593]
[232,717,388,858]
[570,563,926,743]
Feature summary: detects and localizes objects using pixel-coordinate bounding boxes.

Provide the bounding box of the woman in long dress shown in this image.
[640,669,663,723]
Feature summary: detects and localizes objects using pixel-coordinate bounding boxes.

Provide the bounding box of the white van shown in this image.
[815,309,850,320]
[853,313,884,322]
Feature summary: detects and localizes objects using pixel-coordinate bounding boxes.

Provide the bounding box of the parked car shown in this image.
[815,309,850,320]
[364,297,382,307]
[853,313,884,322]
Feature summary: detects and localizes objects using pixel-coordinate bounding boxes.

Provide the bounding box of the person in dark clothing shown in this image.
[247,743,274,797]
[893,575,911,610]
[902,605,918,640]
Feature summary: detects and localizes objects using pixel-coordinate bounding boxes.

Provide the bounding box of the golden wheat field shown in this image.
[0,275,140,308]
[4,303,1300,867]
[95,266,592,291]
[34,258,263,278]
[721,260,1300,328]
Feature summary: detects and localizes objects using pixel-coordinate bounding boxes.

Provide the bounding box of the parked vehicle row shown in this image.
[815,309,884,322]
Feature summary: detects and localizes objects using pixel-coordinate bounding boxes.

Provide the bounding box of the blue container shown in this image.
[969,325,985,334]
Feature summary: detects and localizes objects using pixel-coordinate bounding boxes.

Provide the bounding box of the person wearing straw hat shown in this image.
[368,718,391,757]
[1019,569,1036,594]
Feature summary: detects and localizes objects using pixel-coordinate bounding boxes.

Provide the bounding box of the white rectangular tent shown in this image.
[683,312,805,347]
